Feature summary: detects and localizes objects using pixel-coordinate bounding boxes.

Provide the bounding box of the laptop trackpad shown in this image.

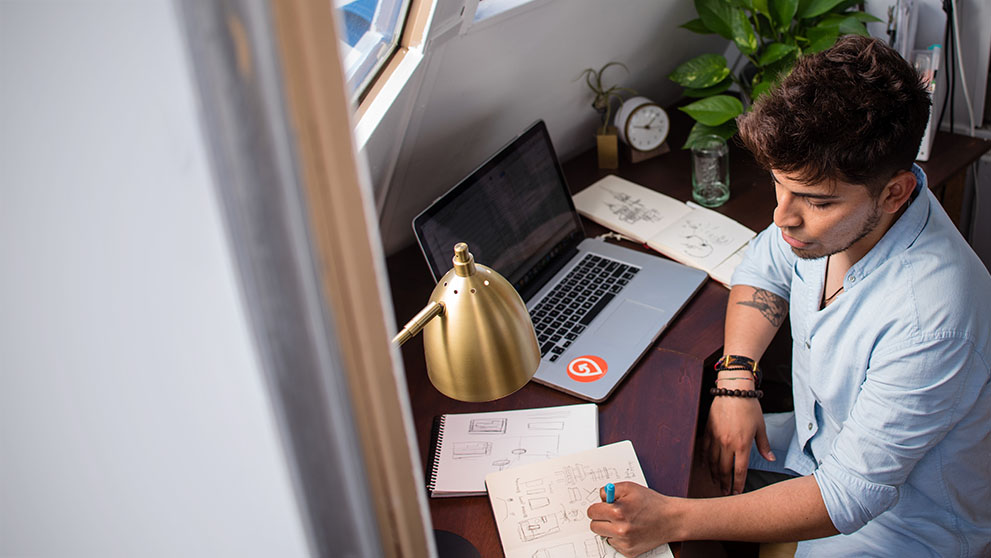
[591,299,667,350]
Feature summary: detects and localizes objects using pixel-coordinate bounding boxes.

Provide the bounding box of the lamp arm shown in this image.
[392,300,445,346]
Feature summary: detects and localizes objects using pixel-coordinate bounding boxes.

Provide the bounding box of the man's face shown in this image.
[771,170,882,260]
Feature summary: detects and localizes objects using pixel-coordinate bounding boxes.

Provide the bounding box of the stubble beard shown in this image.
[789,202,883,260]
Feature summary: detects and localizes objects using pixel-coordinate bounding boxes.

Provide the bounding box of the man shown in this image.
[588,35,991,556]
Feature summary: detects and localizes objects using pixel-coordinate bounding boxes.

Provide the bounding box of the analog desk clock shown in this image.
[614,96,670,163]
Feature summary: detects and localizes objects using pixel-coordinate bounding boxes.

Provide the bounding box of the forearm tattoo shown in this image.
[737,288,788,327]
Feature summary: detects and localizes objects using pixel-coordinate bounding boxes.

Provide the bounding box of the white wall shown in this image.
[364,0,727,254]
[0,2,311,556]
[865,0,991,136]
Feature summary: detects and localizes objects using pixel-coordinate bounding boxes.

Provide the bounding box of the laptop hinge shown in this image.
[517,244,580,302]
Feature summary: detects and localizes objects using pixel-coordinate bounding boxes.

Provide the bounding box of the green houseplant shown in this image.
[578,62,636,168]
[669,0,880,148]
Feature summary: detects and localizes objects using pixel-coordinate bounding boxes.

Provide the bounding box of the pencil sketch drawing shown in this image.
[601,186,664,226]
[452,441,492,459]
[470,417,508,433]
[675,217,732,259]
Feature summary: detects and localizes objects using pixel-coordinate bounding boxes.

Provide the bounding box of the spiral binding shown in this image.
[425,415,446,494]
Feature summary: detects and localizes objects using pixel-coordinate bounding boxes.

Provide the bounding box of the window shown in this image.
[336,0,411,100]
[473,0,534,22]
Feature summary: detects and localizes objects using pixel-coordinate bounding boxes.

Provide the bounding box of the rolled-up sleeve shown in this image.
[812,334,990,534]
[731,223,795,300]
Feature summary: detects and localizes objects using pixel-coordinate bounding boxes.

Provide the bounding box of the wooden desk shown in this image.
[388,245,727,557]
[385,116,991,557]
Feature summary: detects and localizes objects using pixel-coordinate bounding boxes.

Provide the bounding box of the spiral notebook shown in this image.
[426,404,598,497]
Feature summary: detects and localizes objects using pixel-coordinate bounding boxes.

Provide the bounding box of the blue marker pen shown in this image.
[605,483,615,503]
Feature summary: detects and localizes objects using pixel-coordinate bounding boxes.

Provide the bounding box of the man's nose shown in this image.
[774,191,802,229]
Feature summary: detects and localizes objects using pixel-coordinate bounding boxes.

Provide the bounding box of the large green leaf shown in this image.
[682,121,738,149]
[681,18,714,34]
[796,0,848,20]
[679,95,745,127]
[730,9,759,54]
[845,11,882,23]
[683,78,733,98]
[819,12,873,30]
[838,16,869,36]
[752,0,771,18]
[804,22,839,52]
[695,0,737,39]
[668,54,731,89]
[769,0,798,29]
[757,42,797,66]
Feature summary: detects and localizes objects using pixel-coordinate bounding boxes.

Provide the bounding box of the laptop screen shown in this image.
[412,121,584,295]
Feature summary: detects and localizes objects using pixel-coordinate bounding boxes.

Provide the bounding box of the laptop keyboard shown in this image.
[529,253,640,362]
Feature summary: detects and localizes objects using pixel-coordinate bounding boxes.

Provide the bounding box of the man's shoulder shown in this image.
[872,212,991,352]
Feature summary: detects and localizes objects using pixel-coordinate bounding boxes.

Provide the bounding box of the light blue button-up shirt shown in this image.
[732,166,991,557]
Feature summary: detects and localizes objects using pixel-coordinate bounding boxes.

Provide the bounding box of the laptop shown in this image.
[412,120,707,402]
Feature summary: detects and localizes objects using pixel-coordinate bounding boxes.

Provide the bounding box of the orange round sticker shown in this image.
[567,355,608,383]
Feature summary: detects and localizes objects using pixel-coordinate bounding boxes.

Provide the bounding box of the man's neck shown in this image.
[832,202,910,275]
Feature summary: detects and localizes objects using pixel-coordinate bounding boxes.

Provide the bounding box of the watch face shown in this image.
[626,105,669,151]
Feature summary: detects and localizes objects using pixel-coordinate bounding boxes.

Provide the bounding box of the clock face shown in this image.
[625,104,669,151]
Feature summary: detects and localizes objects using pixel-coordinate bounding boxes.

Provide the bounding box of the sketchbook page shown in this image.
[430,404,598,497]
[646,203,756,273]
[485,440,672,558]
[708,241,750,289]
[572,175,692,243]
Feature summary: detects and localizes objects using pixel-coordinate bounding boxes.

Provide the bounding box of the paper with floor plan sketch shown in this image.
[485,440,672,558]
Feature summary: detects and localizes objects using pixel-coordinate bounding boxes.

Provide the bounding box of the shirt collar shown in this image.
[843,164,929,288]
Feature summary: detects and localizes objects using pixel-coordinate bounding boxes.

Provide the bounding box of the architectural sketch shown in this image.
[528,535,672,558]
[487,442,673,558]
[519,514,560,541]
[601,186,664,226]
[497,460,638,543]
[470,417,508,433]
[491,435,561,470]
[532,542,577,558]
[452,441,492,459]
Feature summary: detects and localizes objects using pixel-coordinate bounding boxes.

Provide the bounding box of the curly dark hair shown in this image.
[737,35,931,195]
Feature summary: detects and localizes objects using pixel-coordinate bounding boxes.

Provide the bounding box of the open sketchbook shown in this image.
[426,404,598,497]
[573,175,756,287]
[485,440,672,558]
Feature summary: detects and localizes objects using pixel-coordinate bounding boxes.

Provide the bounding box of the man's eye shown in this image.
[807,200,832,209]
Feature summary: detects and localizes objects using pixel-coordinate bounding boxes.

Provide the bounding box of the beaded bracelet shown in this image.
[710,387,764,399]
[715,354,762,387]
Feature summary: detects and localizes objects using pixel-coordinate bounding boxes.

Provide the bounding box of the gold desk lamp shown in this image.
[393,242,540,402]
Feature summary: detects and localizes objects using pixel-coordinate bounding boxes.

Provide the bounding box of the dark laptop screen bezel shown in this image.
[411,120,586,298]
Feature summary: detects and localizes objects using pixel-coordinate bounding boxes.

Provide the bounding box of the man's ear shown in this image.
[879,170,917,214]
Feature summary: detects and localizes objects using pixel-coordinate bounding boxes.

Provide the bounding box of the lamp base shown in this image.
[434,529,481,558]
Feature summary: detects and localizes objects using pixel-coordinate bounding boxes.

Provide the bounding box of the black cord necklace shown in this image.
[823,284,844,304]
[822,256,844,308]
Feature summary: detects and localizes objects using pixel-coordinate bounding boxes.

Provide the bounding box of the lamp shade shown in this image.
[421,243,539,401]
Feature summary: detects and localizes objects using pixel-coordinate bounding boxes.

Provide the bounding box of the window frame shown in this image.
[350,0,432,115]
[340,0,411,102]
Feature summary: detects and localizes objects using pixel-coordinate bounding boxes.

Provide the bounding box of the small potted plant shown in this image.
[578,62,635,169]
